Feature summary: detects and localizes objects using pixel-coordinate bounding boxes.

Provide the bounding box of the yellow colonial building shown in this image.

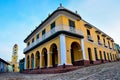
[23,4,118,71]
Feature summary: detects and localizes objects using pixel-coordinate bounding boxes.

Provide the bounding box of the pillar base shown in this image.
[91,59,102,64]
[40,66,45,69]
[47,65,53,68]
[70,60,91,66]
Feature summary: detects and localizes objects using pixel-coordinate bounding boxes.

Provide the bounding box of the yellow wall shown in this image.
[26,36,60,68]
[14,63,19,72]
[65,36,82,65]
[25,13,118,69]
[60,15,116,61]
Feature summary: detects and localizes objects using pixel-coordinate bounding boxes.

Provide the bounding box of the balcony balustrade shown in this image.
[24,25,83,52]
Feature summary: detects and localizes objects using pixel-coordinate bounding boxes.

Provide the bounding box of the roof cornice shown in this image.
[24,6,81,43]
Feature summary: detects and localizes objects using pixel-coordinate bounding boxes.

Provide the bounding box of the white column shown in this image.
[59,34,66,65]
[81,39,86,60]
[24,55,26,69]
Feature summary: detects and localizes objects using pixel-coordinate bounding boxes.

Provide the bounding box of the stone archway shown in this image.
[71,42,82,65]
[41,48,47,67]
[31,53,34,69]
[35,51,40,68]
[50,43,58,67]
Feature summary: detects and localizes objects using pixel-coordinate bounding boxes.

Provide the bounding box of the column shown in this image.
[40,53,43,68]
[81,39,86,60]
[47,52,52,67]
[59,34,66,65]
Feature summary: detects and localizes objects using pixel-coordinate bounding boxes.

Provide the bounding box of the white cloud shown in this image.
[0,43,12,61]
[104,19,120,44]
[66,0,120,45]
[0,22,27,61]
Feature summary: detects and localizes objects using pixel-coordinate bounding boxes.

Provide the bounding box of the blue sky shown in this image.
[0,0,120,61]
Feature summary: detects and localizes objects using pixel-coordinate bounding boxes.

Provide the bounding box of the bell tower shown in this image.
[10,44,19,72]
[12,44,18,63]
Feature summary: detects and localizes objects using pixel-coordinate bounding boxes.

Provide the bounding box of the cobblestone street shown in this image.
[0,62,120,80]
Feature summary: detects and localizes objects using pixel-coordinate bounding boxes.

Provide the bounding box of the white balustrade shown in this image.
[24,25,83,52]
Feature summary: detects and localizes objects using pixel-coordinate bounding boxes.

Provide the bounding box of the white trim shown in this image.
[59,34,66,65]
[81,39,86,60]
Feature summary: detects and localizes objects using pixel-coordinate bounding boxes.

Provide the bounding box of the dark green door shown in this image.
[71,49,74,65]
[44,52,47,67]
[52,51,55,67]
[32,58,34,69]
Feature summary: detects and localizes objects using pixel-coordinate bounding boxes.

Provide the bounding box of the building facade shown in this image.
[19,58,25,73]
[115,43,120,59]
[23,5,118,71]
[10,44,19,72]
[0,58,9,73]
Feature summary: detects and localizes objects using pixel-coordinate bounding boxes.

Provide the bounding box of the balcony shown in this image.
[98,40,102,45]
[87,35,93,42]
[24,25,84,53]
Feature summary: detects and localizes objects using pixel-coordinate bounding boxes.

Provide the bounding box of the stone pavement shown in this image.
[0,62,120,80]
[0,72,56,80]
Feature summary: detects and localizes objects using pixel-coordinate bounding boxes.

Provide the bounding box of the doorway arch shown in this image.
[71,42,82,65]
[27,55,30,69]
[35,51,40,68]
[31,53,34,69]
[41,48,47,67]
[50,43,58,67]
[88,48,93,64]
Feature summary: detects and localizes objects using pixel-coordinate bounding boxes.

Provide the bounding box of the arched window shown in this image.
[50,43,58,67]
[104,51,106,60]
[31,53,34,69]
[94,48,98,60]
